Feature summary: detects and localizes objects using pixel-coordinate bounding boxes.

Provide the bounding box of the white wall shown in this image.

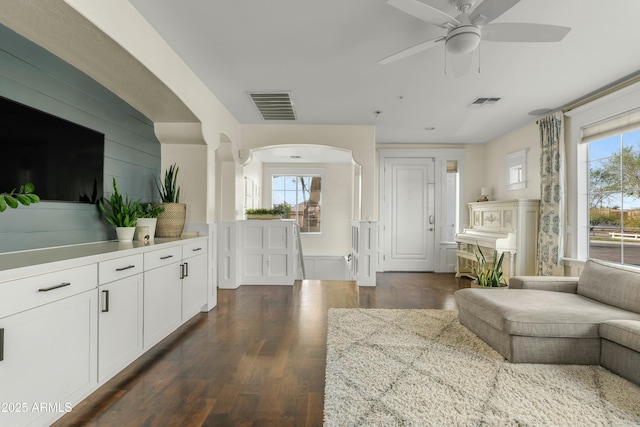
[241,124,376,220]
[262,163,353,256]
[484,122,541,203]
[242,157,263,212]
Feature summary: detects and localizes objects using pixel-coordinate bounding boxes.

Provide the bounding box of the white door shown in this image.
[384,157,435,271]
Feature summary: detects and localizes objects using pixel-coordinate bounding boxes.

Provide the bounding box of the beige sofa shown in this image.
[454,259,640,386]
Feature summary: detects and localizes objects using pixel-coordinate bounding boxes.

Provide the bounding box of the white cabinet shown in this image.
[0,236,210,426]
[181,241,207,322]
[240,220,298,285]
[143,246,182,350]
[0,265,97,427]
[97,254,143,383]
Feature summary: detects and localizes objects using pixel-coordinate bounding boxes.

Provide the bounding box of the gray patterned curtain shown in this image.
[537,112,565,275]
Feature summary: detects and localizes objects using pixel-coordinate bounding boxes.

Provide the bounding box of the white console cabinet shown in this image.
[0,235,209,427]
[181,241,208,322]
[97,254,144,383]
[143,245,183,350]
[0,264,98,427]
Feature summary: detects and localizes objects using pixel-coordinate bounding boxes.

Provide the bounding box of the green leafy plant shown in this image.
[137,203,165,218]
[473,244,506,287]
[156,163,181,203]
[246,202,291,218]
[272,202,291,218]
[0,183,40,212]
[99,178,139,227]
[246,208,279,215]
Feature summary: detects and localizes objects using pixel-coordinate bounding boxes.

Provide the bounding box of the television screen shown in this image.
[0,95,104,203]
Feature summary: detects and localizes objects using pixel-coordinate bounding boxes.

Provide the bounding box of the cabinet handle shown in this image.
[101,290,110,313]
[160,255,174,260]
[115,265,135,271]
[38,282,71,292]
[184,262,189,277]
[192,247,202,252]
[0,328,4,362]
[180,263,185,279]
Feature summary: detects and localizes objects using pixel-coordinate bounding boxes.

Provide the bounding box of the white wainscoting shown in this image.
[303,256,349,280]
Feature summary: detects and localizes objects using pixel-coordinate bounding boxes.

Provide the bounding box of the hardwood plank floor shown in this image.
[53,273,472,427]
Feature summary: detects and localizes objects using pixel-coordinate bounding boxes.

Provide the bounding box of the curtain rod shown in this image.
[562,71,640,113]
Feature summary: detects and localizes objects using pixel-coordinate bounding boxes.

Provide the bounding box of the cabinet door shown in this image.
[181,254,207,322]
[143,263,182,350]
[0,290,97,427]
[98,273,143,383]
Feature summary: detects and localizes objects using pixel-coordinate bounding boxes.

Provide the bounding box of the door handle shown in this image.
[428,215,434,224]
[101,290,110,313]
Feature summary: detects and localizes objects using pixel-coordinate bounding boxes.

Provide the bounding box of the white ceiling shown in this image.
[130,0,640,145]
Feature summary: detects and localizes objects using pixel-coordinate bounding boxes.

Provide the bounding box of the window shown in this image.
[587,129,640,265]
[443,160,459,242]
[272,174,322,233]
[505,149,527,190]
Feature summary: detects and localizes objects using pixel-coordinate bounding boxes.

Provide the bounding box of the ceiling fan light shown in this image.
[445,26,481,55]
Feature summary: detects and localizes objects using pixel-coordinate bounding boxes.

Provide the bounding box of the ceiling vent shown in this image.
[469,97,502,108]
[249,92,297,120]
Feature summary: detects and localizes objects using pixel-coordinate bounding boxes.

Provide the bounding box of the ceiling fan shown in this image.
[380,0,571,66]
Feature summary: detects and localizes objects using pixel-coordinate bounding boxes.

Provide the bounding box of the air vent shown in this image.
[469,97,502,108]
[249,92,296,120]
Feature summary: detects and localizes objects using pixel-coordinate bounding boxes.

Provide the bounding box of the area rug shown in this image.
[324,309,640,426]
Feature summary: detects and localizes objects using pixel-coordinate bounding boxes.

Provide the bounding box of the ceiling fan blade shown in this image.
[379,36,445,64]
[386,0,459,28]
[482,23,571,42]
[469,0,520,26]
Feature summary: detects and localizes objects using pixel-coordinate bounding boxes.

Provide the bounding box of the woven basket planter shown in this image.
[155,202,186,237]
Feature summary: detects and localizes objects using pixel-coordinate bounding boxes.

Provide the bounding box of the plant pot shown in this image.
[136,218,157,239]
[247,214,282,220]
[155,202,186,237]
[115,226,136,242]
[470,281,508,289]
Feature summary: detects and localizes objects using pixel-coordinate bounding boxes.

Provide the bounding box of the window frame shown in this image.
[267,167,324,235]
[566,81,640,262]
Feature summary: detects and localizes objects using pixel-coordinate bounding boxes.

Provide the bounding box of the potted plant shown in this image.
[155,163,186,237]
[99,177,139,242]
[246,203,291,220]
[0,183,40,212]
[136,203,165,239]
[472,244,506,287]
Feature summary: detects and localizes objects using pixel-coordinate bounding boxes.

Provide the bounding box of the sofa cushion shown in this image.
[600,320,640,353]
[454,288,640,338]
[577,259,640,314]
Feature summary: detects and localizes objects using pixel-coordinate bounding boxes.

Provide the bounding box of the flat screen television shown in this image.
[0,95,104,203]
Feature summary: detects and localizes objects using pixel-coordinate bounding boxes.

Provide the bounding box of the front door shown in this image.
[383,157,435,271]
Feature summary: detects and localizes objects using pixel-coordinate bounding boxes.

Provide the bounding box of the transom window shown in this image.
[588,129,640,265]
[272,174,322,233]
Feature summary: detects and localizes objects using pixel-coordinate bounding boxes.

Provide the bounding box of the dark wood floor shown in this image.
[53,272,472,427]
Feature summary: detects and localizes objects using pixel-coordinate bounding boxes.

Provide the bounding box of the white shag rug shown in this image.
[324,309,640,426]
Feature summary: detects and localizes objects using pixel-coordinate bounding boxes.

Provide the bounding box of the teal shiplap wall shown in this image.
[0,24,161,253]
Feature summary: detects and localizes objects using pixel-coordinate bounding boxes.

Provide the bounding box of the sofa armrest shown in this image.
[508,276,579,293]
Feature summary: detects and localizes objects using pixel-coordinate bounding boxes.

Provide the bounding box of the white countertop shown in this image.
[0,236,207,283]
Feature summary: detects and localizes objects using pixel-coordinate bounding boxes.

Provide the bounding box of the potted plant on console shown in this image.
[99,177,139,242]
[472,244,506,288]
[155,163,186,237]
[136,203,164,240]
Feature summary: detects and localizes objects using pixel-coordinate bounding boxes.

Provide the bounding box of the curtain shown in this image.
[537,112,565,275]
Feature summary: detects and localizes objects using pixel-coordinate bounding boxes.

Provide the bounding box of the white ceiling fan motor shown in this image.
[445,25,481,54]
